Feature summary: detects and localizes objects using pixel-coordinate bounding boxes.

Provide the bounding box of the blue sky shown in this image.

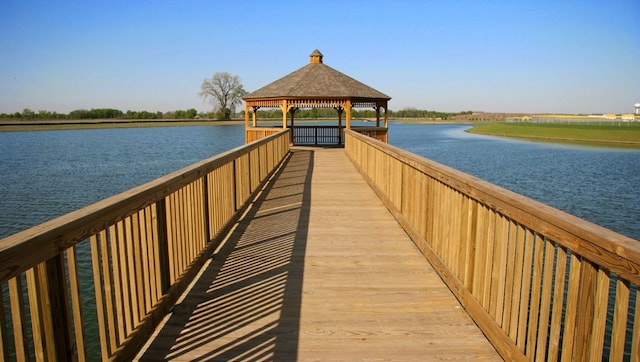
[1,0,638,114]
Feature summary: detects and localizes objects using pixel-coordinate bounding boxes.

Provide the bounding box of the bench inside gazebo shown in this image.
[243,49,391,145]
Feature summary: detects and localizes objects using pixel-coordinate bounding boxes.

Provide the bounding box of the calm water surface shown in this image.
[0,125,244,238]
[2,122,637,239]
[1,125,245,358]
[1,123,639,359]
[389,123,640,241]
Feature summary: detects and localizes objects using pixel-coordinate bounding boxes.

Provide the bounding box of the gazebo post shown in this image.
[384,102,389,128]
[280,100,288,129]
[289,107,297,144]
[244,102,249,144]
[346,99,352,130]
[375,105,381,127]
[252,106,259,127]
[336,106,344,145]
[244,102,250,130]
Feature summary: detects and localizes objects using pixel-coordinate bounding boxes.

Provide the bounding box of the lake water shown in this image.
[1,122,638,240]
[0,122,638,359]
[0,125,246,359]
[389,123,640,241]
[0,125,245,238]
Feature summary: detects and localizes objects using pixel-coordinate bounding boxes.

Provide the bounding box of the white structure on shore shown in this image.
[635,102,640,115]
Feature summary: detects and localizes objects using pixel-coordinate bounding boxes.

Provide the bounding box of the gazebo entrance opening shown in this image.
[287,105,347,146]
[243,50,391,145]
[248,104,388,146]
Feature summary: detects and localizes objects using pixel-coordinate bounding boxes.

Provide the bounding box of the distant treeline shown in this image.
[1,108,201,120]
[255,108,474,120]
[390,108,473,119]
[2,107,475,121]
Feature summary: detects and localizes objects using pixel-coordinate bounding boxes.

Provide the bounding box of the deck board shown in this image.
[137,147,500,361]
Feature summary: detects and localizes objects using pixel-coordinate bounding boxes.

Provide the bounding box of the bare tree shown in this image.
[199,72,247,120]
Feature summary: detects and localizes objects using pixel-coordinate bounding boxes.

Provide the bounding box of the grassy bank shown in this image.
[467,122,640,148]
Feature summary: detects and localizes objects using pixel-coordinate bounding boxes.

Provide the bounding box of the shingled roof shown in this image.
[243,50,390,101]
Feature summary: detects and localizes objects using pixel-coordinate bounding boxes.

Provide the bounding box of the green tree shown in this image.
[22,108,35,119]
[185,108,197,119]
[69,109,89,119]
[199,72,247,120]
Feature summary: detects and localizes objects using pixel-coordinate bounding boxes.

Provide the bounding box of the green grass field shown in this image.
[466,122,640,147]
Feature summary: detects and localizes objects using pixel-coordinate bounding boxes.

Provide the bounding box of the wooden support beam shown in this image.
[335,106,344,144]
[346,99,352,129]
[45,254,74,360]
[252,106,259,127]
[280,100,288,129]
[289,107,297,144]
[384,102,389,128]
[244,102,249,131]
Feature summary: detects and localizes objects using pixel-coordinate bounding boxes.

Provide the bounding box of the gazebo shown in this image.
[243,50,391,145]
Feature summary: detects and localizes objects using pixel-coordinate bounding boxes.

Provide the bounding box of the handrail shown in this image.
[245,126,283,144]
[292,125,343,145]
[247,125,388,145]
[350,126,388,143]
[0,130,290,361]
[345,129,640,361]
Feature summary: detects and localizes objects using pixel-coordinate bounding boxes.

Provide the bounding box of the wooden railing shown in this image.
[351,126,387,143]
[291,126,388,145]
[247,125,388,145]
[292,126,342,145]
[345,129,640,361]
[0,130,290,361]
[245,127,283,144]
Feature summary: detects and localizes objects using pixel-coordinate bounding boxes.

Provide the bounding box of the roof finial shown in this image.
[310,49,323,64]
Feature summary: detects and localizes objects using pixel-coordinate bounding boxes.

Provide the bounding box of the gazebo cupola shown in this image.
[243,49,391,145]
[309,49,323,64]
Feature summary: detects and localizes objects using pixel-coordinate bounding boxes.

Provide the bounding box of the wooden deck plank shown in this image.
[136,147,500,361]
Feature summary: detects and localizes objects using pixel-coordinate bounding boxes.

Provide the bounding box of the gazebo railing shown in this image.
[246,125,388,145]
[351,126,388,143]
[291,126,388,145]
[245,127,283,144]
[292,126,343,145]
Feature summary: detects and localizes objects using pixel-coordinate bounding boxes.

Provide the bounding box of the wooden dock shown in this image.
[136,147,499,361]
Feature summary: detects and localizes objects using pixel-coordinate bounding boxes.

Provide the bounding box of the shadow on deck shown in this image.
[138,149,313,361]
[137,148,500,361]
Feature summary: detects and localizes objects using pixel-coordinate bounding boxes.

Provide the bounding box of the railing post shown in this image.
[232,158,238,212]
[202,175,211,242]
[155,199,171,293]
[44,254,74,360]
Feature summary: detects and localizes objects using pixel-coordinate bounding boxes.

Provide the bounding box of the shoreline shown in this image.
[3,119,638,149]
[467,130,640,147]
[0,118,474,132]
[0,119,245,131]
[466,124,640,149]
